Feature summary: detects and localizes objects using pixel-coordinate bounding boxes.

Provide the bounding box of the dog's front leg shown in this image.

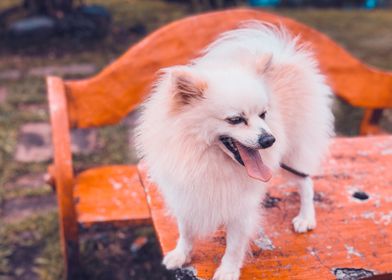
[292,176,316,233]
[163,220,193,269]
[213,218,254,280]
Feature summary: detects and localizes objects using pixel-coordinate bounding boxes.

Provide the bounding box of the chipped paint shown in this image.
[381,149,392,155]
[275,181,296,189]
[113,198,123,207]
[254,229,275,251]
[357,150,369,156]
[345,244,363,258]
[379,211,392,226]
[333,268,374,280]
[146,192,152,205]
[307,247,317,257]
[184,266,198,275]
[281,264,292,270]
[174,266,201,280]
[109,178,123,190]
[384,196,392,203]
[360,210,392,225]
[361,211,376,220]
[347,186,363,194]
[263,193,281,208]
[131,191,138,198]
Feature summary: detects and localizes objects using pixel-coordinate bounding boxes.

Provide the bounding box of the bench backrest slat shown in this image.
[65,8,392,128]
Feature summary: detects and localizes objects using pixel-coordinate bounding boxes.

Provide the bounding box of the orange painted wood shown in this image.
[46,76,79,279]
[360,109,388,135]
[46,8,392,277]
[65,8,392,129]
[139,136,392,279]
[74,165,151,225]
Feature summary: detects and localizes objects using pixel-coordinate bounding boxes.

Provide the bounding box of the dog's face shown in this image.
[168,55,275,181]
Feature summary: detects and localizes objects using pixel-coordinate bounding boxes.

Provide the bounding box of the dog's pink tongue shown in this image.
[236,143,272,182]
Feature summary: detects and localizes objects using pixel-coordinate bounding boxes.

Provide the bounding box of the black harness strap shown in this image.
[280,163,309,178]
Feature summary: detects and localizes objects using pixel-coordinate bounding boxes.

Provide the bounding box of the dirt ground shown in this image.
[0,1,391,279]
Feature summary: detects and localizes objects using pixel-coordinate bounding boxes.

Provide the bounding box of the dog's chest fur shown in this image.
[153,147,266,236]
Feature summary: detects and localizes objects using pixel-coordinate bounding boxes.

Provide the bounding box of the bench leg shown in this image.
[360,108,384,135]
[55,179,80,279]
[60,229,80,280]
[57,209,80,280]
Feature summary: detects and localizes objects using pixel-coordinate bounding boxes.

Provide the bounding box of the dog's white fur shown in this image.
[136,22,334,280]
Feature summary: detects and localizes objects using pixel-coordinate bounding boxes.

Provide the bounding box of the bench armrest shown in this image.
[46,76,79,275]
[360,108,387,135]
[47,76,75,195]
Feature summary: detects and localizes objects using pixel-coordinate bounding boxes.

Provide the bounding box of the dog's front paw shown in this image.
[292,214,316,233]
[213,266,240,280]
[162,248,190,270]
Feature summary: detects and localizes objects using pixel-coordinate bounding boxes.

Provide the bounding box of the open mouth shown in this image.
[219,136,272,182]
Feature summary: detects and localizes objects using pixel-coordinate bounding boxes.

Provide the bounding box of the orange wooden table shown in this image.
[138,136,392,280]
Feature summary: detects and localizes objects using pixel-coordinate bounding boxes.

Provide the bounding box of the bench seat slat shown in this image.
[75,165,151,225]
[139,136,392,279]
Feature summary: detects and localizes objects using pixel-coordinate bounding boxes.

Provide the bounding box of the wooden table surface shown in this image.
[138,136,392,280]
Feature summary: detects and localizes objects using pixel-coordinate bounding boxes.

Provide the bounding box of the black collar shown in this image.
[280,163,309,178]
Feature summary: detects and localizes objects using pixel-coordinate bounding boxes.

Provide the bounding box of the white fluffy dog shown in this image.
[136,22,334,280]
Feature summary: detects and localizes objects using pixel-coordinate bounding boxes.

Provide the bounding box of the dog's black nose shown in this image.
[258,134,275,149]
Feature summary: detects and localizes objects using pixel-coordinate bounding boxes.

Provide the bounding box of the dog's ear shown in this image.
[171,68,206,106]
[256,53,273,75]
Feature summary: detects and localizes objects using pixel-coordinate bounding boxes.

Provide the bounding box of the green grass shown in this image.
[3,184,52,200]
[0,211,62,279]
[278,9,392,70]
[5,78,46,105]
[73,122,135,172]
[88,0,189,29]
[0,77,48,206]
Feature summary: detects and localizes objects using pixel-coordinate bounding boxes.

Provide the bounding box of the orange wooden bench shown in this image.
[46,8,392,280]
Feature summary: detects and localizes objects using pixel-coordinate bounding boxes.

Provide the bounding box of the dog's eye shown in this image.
[259,111,267,119]
[226,116,246,125]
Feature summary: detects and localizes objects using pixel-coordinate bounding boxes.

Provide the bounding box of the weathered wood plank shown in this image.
[65,9,392,129]
[74,165,151,225]
[139,136,392,279]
